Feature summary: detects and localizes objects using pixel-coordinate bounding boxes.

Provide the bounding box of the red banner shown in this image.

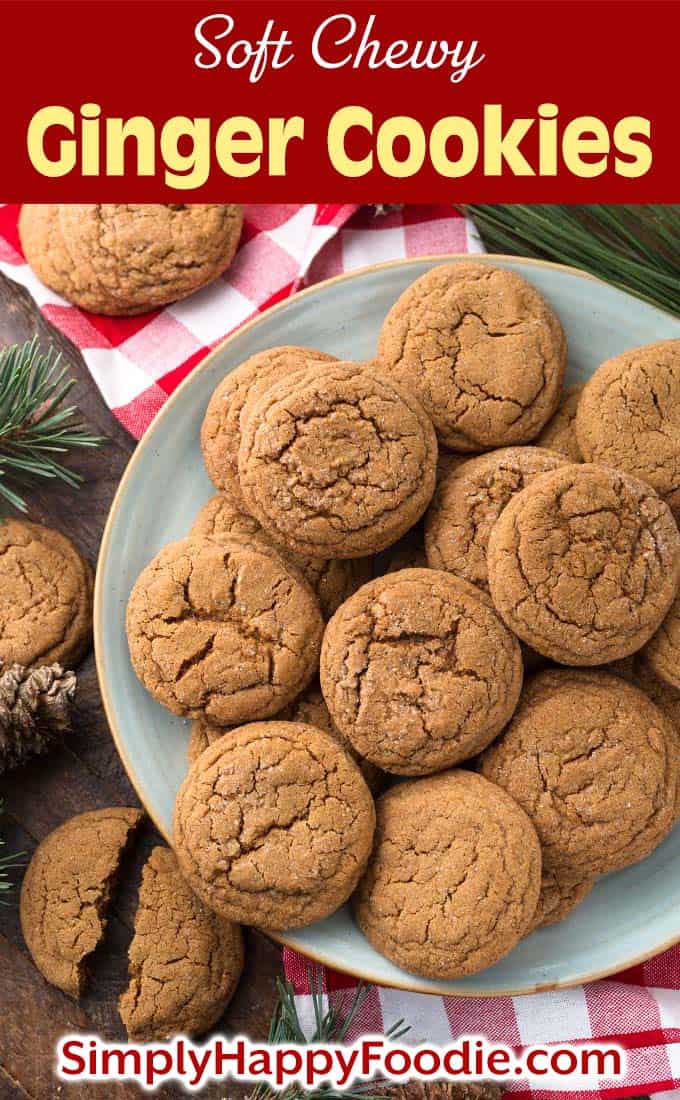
[3,0,678,201]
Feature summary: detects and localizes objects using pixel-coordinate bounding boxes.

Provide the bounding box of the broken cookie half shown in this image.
[119,845,244,1041]
[20,806,142,997]
[20,808,244,1041]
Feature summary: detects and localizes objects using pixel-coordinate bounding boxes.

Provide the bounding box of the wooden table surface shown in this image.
[0,270,281,1100]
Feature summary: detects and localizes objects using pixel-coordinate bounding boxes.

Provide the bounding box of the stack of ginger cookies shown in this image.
[124,261,680,986]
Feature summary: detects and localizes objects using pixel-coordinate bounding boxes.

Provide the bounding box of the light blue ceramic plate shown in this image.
[95,255,680,996]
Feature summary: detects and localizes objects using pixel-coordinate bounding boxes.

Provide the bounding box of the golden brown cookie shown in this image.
[20,204,243,316]
[633,658,680,818]
[424,447,570,592]
[201,347,336,504]
[536,385,584,461]
[18,205,83,304]
[188,681,384,793]
[119,846,244,1041]
[20,808,142,996]
[238,361,437,559]
[191,493,371,620]
[528,869,593,933]
[354,770,541,979]
[487,464,680,665]
[480,669,678,880]
[576,340,680,513]
[320,569,523,775]
[174,721,375,929]
[376,262,566,451]
[634,658,680,739]
[126,535,323,724]
[643,593,680,691]
[0,519,93,668]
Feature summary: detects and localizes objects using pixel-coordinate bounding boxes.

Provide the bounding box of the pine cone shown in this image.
[387,1084,503,1100]
[0,660,76,773]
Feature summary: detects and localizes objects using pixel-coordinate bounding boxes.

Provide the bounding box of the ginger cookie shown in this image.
[119,846,244,1041]
[487,464,680,665]
[480,669,679,881]
[576,340,680,513]
[238,361,438,559]
[643,593,680,691]
[528,869,593,933]
[201,347,336,504]
[20,808,142,996]
[632,659,680,818]
[188,681,384,793]
[17,205,83,306]
[320,569,523,775]
[126,535,323,724]
[536,385,584,461]
[635,658,680,741]
[20,204,244,316]
[354,770,541,979]
[174,721,375,929]
[191,492,371,620]
[0,519,93,668]
[425,447,569,593]
[376,262,566,451]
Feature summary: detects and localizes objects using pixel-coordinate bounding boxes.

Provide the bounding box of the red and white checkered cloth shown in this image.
[1,201,679,1100]
[0,203,478,436]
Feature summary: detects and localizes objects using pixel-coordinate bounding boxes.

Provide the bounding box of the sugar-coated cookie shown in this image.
[174,721,375,929]
[238,361,437,559]
[126,535,323,724]
[354,770,541,978]
[487,464,680,664]
[377,262,566,451]
[320,569,522,774]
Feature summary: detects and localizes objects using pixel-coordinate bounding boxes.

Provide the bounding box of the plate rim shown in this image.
[94,252,680,997]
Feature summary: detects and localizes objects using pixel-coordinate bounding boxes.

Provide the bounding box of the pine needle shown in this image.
[248,969,408,1099]
[462,205,680,315]
[0,337,104,512]
[0,800,23,905]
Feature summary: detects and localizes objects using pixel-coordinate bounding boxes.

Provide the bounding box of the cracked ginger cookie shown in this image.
[20,808,142,996]
[191,492,371,620]
[425,447,570,593]
[487,464,680,665]
[480,669,679,881]
[238,361,438,559]
[174,721,375,929]
[643,592,680,692]
[576,340,680,514]
[528,868,593,933]
[188,680,384,793]
[376,262,566,451]
[354,770,541,979]
[119,846,244,1041]
[201,347,336,504]
[0,518,93,668]
[320,569,523,775]
[126,535,323,725]
[19,204,243,316]
[536,384,584,461]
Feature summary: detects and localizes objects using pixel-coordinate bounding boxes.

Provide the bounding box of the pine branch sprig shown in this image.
[0,800,23,906]
[0,337,104,512]
[248,970,408,1099]
[463,204,680,316]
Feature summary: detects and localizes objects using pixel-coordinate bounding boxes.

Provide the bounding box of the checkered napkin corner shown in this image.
[283,945,680,1100]
[0,202,479,438]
